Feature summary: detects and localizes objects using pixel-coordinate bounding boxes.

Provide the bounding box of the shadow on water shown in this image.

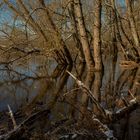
[0,54,140,139]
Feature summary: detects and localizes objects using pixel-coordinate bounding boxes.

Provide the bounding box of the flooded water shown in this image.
[0,53,139,140]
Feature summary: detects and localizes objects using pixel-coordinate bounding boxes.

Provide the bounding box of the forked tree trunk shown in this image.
[93,0,103,71]
[74,0,94,71]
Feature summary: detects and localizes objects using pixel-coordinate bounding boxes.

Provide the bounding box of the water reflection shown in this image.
[0,55,139,139]
[0,56,55,112]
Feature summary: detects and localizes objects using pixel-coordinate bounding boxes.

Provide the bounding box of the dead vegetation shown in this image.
[0,0,140,140]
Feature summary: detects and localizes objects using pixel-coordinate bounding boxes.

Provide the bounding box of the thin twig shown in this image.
[7,105,17,129]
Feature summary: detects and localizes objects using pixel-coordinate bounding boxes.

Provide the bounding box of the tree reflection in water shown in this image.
[0,55,139,139]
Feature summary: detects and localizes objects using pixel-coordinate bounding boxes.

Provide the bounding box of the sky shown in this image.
[0,0,126,35]
[0,0,52,25]
[0,2,13,24]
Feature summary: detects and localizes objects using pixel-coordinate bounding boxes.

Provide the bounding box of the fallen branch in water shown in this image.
[66,71,138,139]
[67,71,107,118]
[111,98,138,122]
[92,116,117,140]
[67,71,117,139]
[7,105,17,129]
[67,71,138,121]
[0,109,50,140]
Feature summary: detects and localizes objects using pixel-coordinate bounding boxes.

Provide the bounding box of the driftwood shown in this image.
[67,71,138,120]
[0,109,50,140]
[0,72,137,140]
[7,105,17,129]
[111,99,138,122]
[67,71,107,118]
[67,71,138,139]
[67,71,117,139]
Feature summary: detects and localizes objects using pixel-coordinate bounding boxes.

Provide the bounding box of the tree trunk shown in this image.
[93,0,103,71]
[68,2,85,63]
[74,0,94,71]
[125,0,140,56]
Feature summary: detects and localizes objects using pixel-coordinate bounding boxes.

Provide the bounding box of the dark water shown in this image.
[0,54,139,140]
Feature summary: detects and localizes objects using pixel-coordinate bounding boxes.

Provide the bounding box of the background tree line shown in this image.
[0,0,139,70]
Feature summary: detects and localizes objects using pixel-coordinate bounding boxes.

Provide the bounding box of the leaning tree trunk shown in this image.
[39,0,73,64]
[93,0,103,71]
[125,0,140,56]
[74,0,94,71]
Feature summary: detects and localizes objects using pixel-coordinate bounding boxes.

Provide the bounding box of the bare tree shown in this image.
[93,0,103,71]
[3,0,73,64]
[73,0,94,70]
[38,0,73,64]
